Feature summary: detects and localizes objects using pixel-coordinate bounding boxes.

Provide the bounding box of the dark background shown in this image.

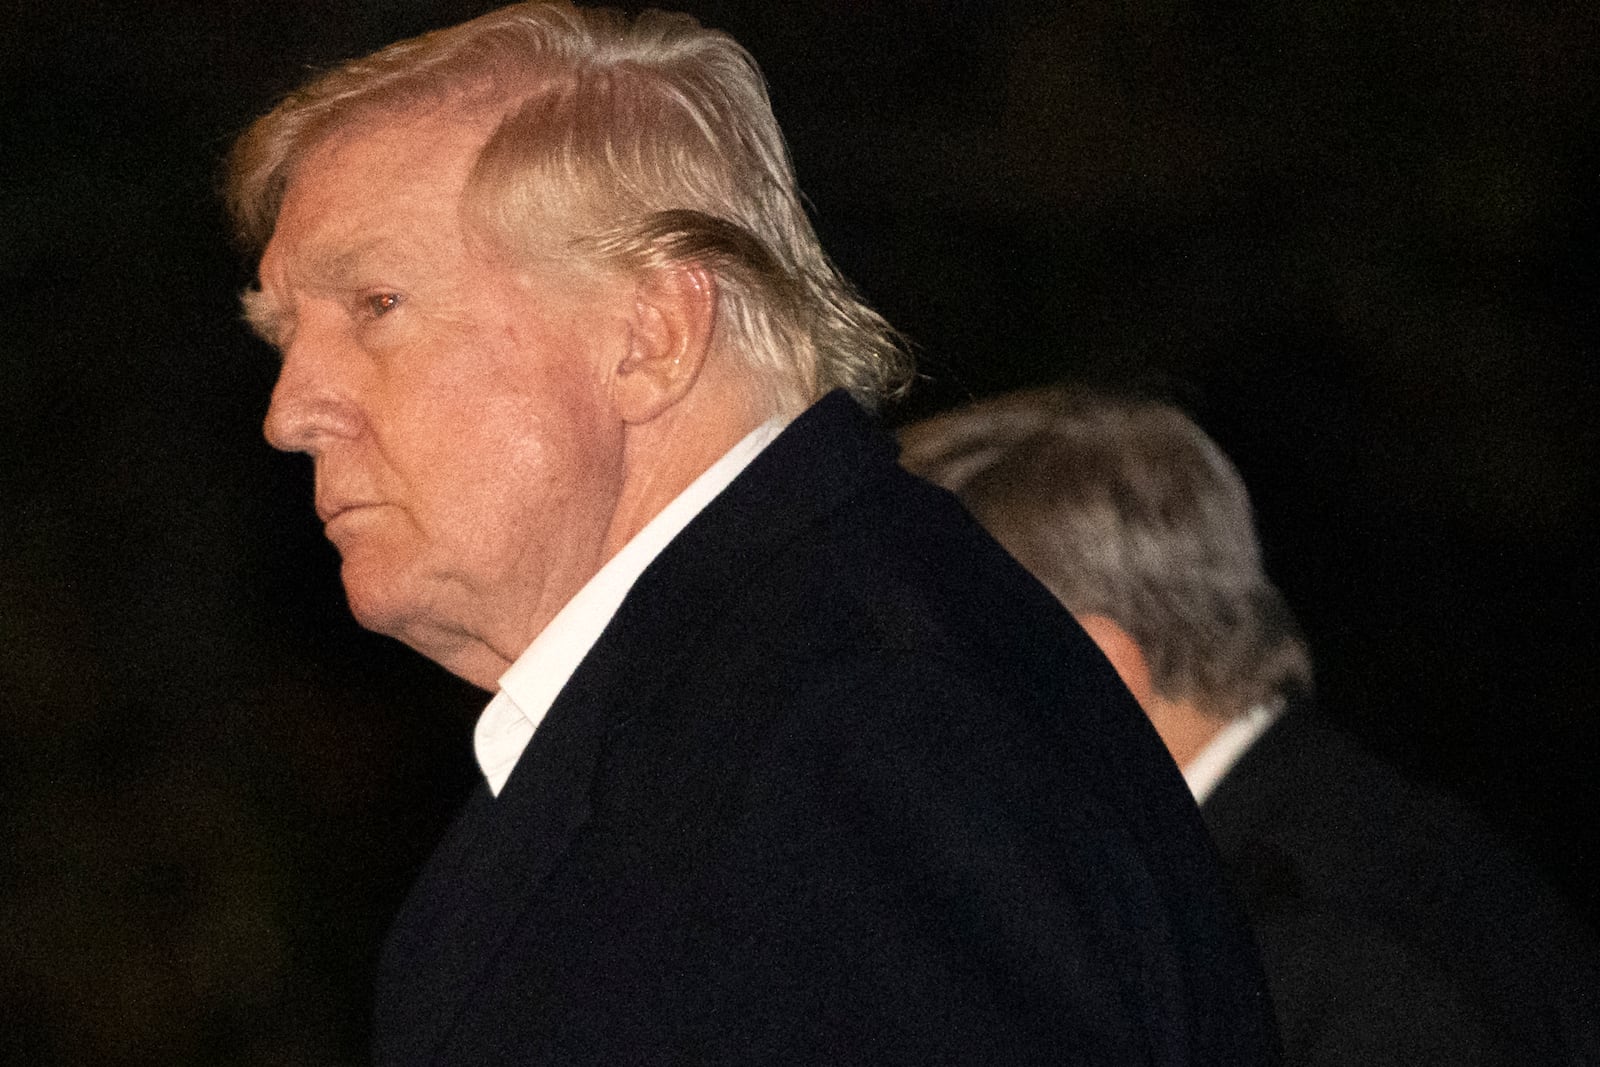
[3,1,1595,1062]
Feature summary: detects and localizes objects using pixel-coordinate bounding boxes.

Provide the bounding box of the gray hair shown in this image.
[225,1,911,414]
[900,387,1312,719]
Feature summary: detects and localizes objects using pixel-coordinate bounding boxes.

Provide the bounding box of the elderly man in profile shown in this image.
[901,386,1600,1067]
[226,5,1281,1064]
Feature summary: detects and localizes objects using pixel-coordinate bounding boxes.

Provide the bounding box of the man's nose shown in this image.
[262,336,363,455]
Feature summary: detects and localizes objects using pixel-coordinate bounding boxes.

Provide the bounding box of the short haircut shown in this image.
[226,1,911,414]
[900,387,1312,719]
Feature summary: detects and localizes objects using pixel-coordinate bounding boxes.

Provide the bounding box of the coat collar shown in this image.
[375,390,899,1062]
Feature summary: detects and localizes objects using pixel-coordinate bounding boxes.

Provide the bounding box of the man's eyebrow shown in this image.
[238,235,422,347]
[305,234,419,287]
[304,242,373,285]
[240,286,286,348]
[237,236,381,347]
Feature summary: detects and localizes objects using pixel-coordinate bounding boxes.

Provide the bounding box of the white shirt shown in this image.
[1184,703,1282,806]
[473,418,788,796]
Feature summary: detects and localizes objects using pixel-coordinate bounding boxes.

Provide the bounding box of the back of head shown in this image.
[901,386,1312,719]
[226,1,910,415]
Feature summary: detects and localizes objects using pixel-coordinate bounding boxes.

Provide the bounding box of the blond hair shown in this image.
[226,2,911,413]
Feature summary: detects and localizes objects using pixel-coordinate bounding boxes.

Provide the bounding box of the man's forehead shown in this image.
[274,109,494,228]
[318,104,499,176]
[262,113,494,270]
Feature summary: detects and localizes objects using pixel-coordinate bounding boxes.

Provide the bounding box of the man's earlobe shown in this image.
[614,263,717,424]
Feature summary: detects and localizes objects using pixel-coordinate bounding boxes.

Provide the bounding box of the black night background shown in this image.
[3,1,1596,1062]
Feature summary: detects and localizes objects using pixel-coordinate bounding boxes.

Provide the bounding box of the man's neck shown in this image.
[1146,695,1230,770]
[602,370,780,561]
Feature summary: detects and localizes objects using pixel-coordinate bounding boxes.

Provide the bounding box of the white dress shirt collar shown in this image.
[1184,703,1282,806]
[473,417,788,795]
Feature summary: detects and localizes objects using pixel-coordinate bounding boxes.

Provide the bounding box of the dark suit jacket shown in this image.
[1204,710,1600,1066]
[373,391,1281,1065]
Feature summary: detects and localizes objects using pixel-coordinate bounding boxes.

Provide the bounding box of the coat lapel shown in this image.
[376,656,629,1062]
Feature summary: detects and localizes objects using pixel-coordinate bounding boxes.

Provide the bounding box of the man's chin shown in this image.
[340,566,471,666]
[339,563,416,639]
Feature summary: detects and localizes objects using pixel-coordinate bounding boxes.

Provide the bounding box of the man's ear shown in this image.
[1075,614,1157,712]
[613,262,717,425]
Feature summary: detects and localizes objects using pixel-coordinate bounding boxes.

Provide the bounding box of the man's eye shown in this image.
[366,292,402,317]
